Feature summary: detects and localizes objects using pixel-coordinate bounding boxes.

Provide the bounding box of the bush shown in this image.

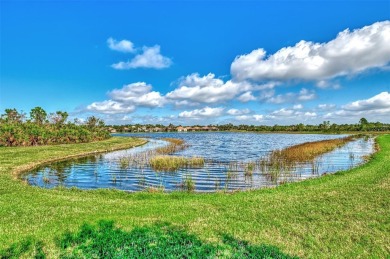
[0,123,110,147]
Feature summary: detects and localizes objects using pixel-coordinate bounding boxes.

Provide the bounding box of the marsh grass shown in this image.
[42,175,50,184]
[117,137,190,170]
[254,136,358,183]
[155,138,188,154]
[119,157,130,170]
[150,156,204,172]
[311,160,320,175]
[271,136,355,163]
[180,175,195,192]
[111,174,117,184]
[226,170,238,180]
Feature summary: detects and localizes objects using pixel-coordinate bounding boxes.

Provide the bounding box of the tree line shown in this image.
[108,119,390,133]
[0,107,110,147]
[2,106,389,147]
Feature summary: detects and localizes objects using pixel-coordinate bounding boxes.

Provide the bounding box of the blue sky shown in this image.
[1,0,389,125]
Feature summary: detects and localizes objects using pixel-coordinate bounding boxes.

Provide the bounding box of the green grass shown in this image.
[0,135,389,257]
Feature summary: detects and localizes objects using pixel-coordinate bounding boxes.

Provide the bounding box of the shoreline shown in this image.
[9,137,148,179]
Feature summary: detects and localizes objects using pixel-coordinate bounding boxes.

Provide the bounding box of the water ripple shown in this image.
[24,132,374,192]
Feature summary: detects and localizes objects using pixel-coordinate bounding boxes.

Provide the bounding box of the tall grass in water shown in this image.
[150,156,204,172]
[258,136,356,184]
[117,138,189,170]
[155,138,188,154]
[119,157,130,170]
[270,135,355,163]
[180,175,195,192]
[244,162,255,177]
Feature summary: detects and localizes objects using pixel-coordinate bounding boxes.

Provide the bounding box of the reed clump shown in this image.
[117,138,189,170]
[256,136,357,183]
[155,138,188,155]
[270,136,355,163]
[150,156,204,172]
[180,175,195,192]
[119,157,130,170]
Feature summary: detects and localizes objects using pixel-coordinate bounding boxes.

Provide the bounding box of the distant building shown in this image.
[177,126,187,132]
[108,127,117,133]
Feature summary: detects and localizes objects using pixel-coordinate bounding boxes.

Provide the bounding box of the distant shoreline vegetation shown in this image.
[107,118,390,134]
[1,107,389,147]
[0,107,110,147]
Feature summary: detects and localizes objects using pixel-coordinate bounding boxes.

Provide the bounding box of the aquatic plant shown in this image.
[270,135,355,164]
[180,175,195,192]
[311,160,321,175]
[349,152,355,161]
[226,170,238,180]
[111,175,117,184]
[118,157,130,170]
[150,156,204,172]
[116,138,190,170]
[244,162,256,177]
[42,176,50,184]
[214,178,221,191]
[155,138,188,155]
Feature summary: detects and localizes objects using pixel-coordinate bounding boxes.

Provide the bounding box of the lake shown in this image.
[23,132,375,192]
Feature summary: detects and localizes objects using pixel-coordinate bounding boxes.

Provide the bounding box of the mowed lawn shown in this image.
[0,136,389,257]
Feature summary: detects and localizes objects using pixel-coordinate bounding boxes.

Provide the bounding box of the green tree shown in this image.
[49,111,68,126]
[359,118,368,125]
[359,118,369,131]
[86,116,104,128]
[296,123,305,131]
[30,107,47,125]
[2,108,24,123]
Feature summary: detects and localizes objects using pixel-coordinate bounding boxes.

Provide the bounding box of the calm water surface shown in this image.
[24,132,375,192]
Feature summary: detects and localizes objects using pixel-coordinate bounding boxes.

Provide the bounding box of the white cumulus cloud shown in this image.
[267,88,316,104]
[231,21,390,82]
[166,73,253,104]
[322,92,390,123]
[111,45,172,69]
[109,82,165,108]
[227,108,251,116]
[107,37,135,53]
[87,100,135,114]
[238,91,256,102]
[293,104,303,110]
[266,108,317,122]
[235,114,264,122]
[86,82,165,114]
[179,107,224,118]
[342,91,390,111]
[318,104,336,110]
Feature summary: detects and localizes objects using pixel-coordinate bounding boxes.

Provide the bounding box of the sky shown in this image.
[1,0,390,126]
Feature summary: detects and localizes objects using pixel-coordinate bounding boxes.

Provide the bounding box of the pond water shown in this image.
[23,132,375,192]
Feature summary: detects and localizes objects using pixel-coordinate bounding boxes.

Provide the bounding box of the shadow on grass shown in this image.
[1,221,297,258]
[0,238,45,259]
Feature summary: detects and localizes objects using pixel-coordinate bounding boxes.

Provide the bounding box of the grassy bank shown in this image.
[0,135,389,257]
